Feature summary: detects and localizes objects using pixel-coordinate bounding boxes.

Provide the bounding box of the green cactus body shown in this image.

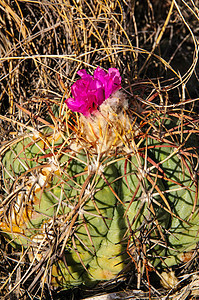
[157,144,199,266]
[0,128,129,287]
[145,119,199,267]
[0,101,199,289]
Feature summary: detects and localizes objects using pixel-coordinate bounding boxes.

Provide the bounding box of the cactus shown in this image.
[0,67,199,290]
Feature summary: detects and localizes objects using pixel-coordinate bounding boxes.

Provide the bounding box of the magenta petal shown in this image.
[66,97,86,112]
[66,99,91,116]
[108,68,121,79]
[104,68,121,98]
[77,69,92,80]
[94,67,121,98]
[88,79,104,106]
[93,67,107,84]
[65,67,122,116]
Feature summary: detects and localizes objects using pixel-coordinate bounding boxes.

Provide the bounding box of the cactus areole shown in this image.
[1,67,199,290]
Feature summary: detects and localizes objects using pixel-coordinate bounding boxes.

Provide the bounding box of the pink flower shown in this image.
[65,67,121,116]
[93,67,121,99]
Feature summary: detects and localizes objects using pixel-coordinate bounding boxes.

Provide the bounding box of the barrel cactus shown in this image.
[0,67,198,291]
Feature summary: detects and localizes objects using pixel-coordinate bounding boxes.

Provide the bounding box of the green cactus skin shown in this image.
[144,117,199,268]
[0,109,199,289]
[1,129,129,287]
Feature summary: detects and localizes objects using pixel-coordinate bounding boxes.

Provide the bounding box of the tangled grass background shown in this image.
[0,0,199,299]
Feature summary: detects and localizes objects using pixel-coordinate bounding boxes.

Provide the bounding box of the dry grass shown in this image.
[0,0,199,299]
